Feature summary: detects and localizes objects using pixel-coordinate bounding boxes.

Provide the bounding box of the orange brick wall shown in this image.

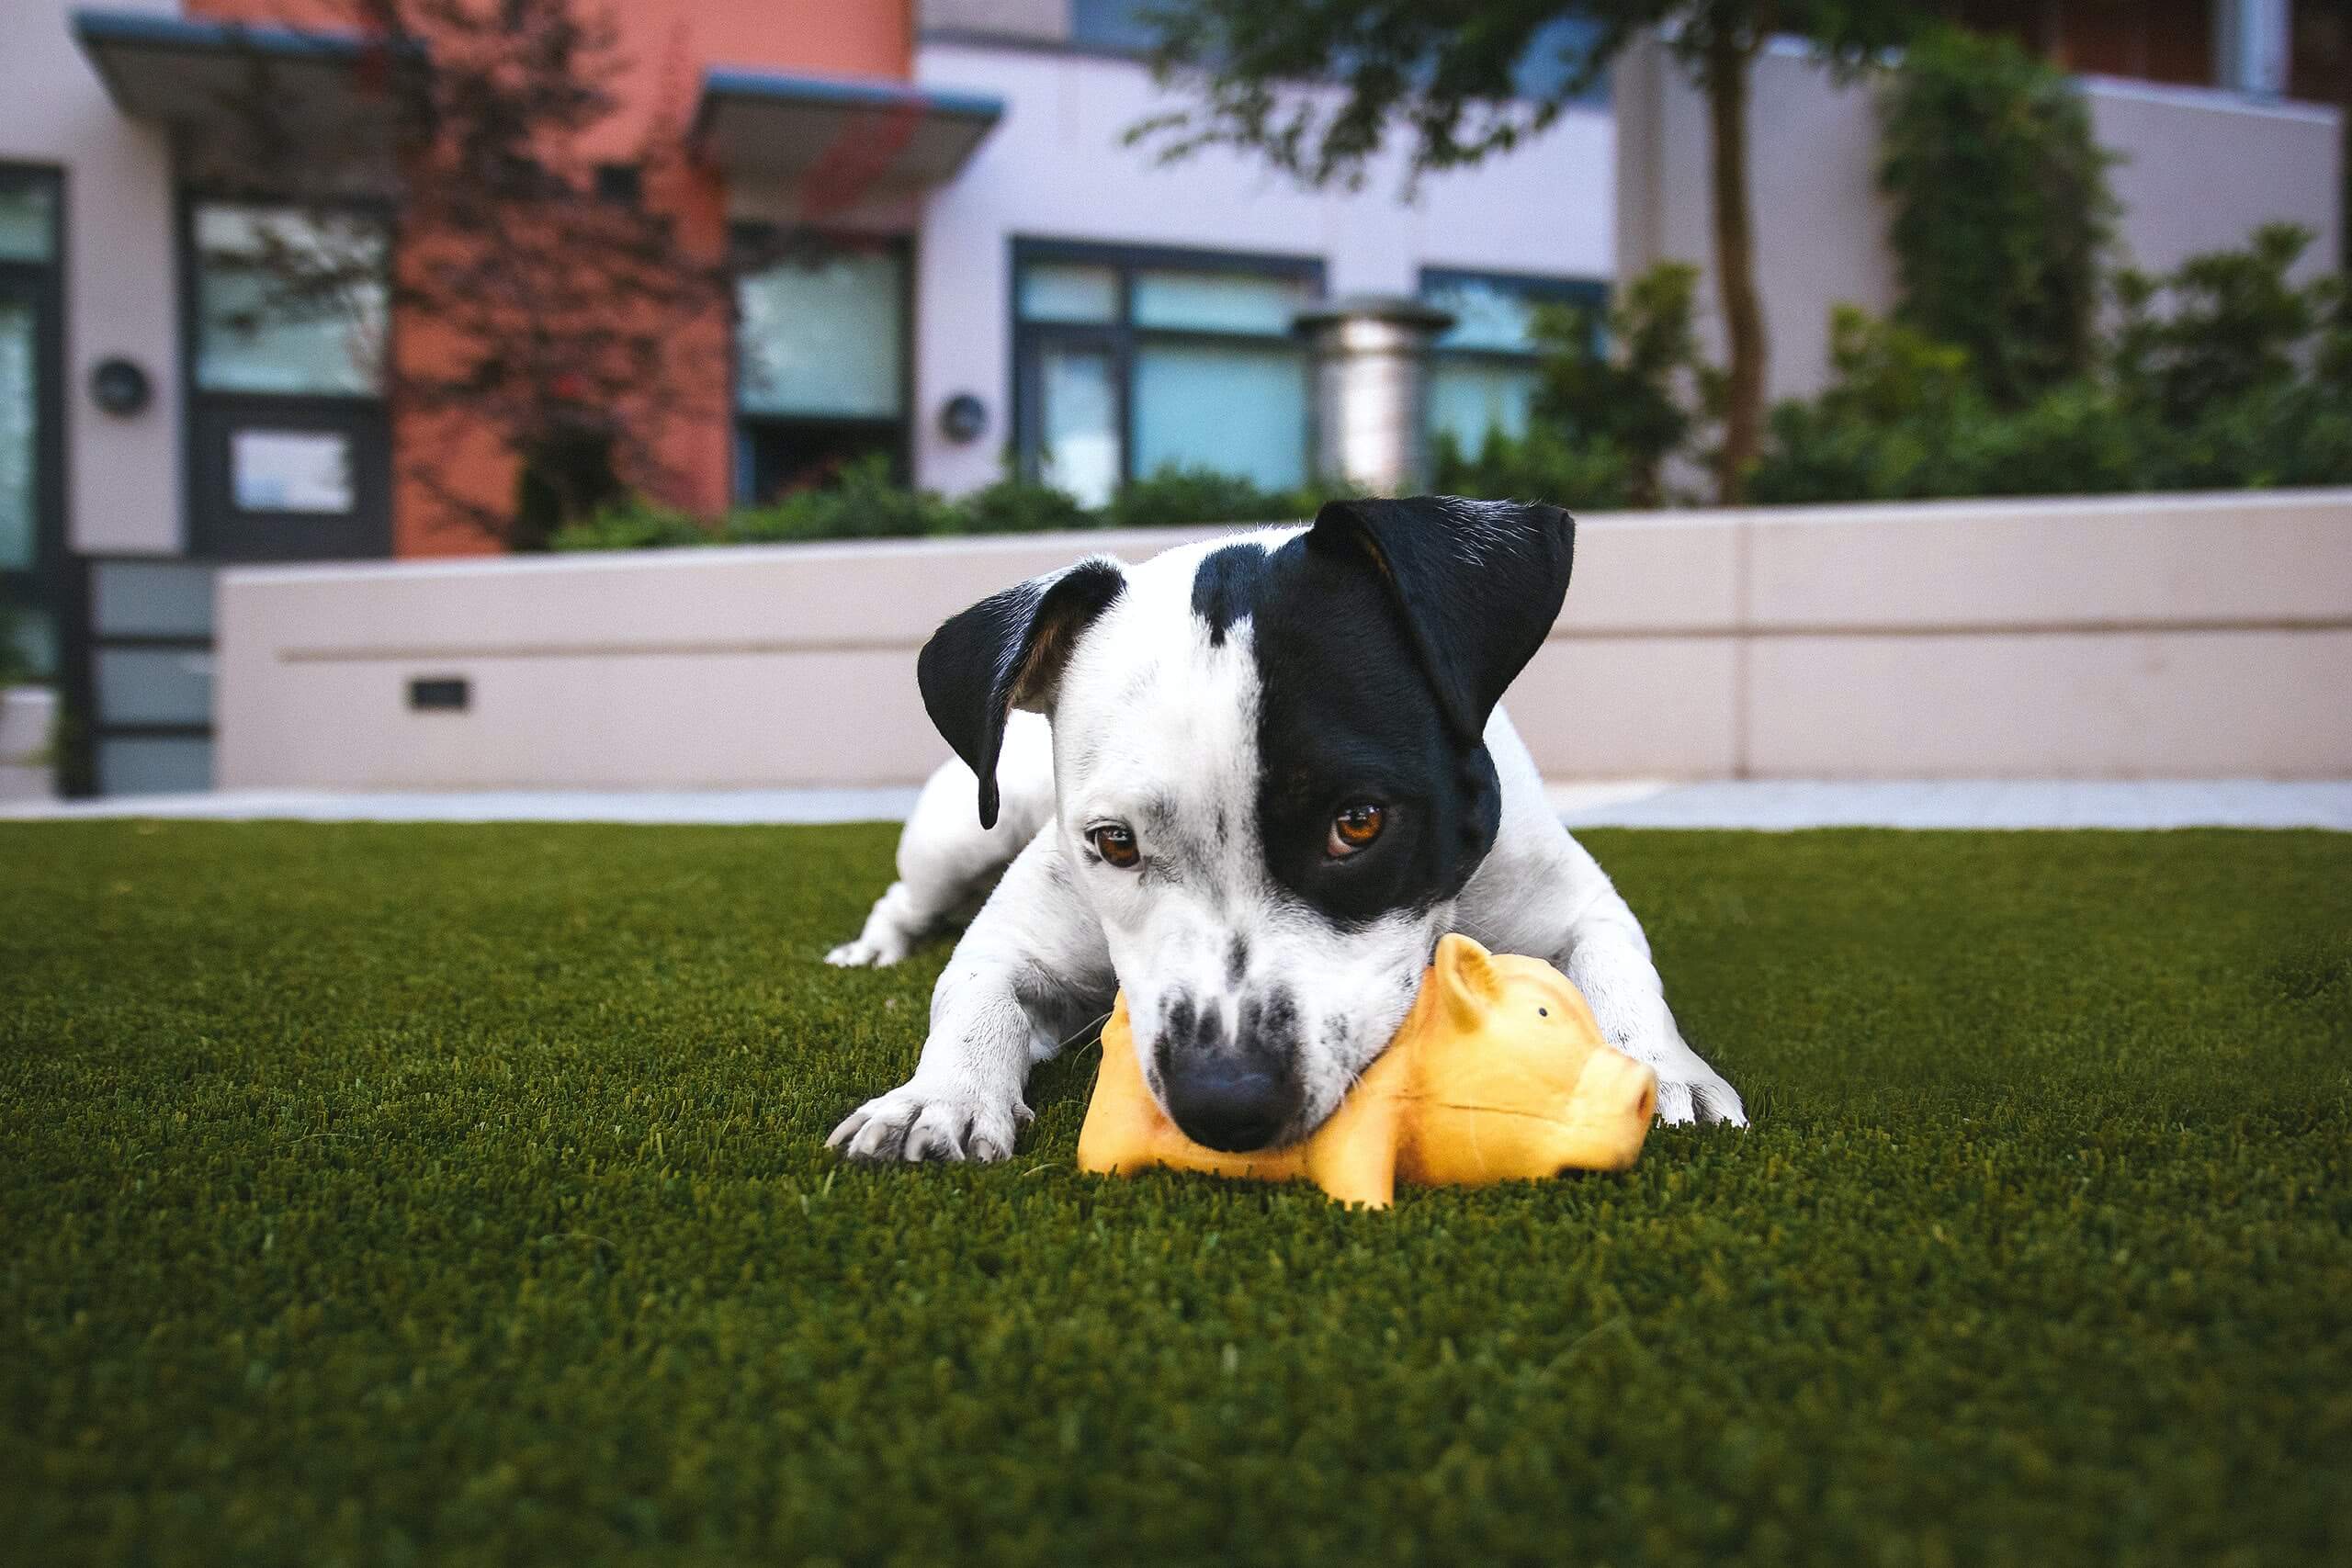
[187,1,912,554]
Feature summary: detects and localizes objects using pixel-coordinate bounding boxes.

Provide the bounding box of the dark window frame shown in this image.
[728,225,916,501]
[0,163,68,684]
[1010,237,1326,493]
[176,188,398,561]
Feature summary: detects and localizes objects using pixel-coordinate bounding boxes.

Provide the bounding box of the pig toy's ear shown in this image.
[1431,934,1503,1031]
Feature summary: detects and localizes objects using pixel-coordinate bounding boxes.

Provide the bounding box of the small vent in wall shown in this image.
[408,676,469,712]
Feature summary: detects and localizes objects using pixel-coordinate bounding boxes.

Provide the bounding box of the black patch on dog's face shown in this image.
[1190,543,1265,649]
[1187,532,1502,930]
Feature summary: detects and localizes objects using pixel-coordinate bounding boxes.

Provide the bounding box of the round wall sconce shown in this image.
[939,392,988,445]
[90,357,153,417]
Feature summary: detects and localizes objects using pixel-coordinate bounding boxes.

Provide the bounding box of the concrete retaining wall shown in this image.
[217,490,2352,790]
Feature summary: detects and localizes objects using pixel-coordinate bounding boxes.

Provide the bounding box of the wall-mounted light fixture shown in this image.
[939,392,988,445]
[89,357,153,417]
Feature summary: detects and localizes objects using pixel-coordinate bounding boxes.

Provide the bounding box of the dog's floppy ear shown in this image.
[1306,497,1575,745]
[918,557,1125,829]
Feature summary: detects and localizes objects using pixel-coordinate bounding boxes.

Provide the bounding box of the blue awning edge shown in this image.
[694,65,1004,189]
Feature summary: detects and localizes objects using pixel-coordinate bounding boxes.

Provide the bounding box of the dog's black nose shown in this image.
[1162,1058,1303,1153]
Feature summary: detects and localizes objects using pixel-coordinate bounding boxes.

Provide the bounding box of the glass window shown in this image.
[0,297,33,572]
[1131,270,1310,336]
[195,205,388,397]
[1425,276,1555,355]
[1014,244,1320,501]
[736,251,904,419]
[1037,344,1120,508]
[96,647,213,728]
[93,560,216,639]
[1430,361,1539,453]
[231,430,356,514]
[4,599,55,682]
[1134,344,1308,491]
[97,736,213,795]
[1511,17,1611,104]
[0,180,56,265]
[1018,264,1118,324]
[1419,270,1604,454]
[1070,0,1161,53]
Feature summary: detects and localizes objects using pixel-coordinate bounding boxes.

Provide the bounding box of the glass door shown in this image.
[187,201,392,560]
[0,169,63,682]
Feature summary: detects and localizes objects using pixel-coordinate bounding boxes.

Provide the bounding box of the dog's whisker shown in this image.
[1058,1009,1114,1053]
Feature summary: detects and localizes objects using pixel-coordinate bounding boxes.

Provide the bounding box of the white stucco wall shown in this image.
[2088,76,2343,280]
[910,40,1616,496]
[0,0,183,557]
[217,490,2352,791]
[1616,35,2345,402]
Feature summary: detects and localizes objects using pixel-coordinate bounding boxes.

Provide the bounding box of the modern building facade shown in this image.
[1,0,2343,794]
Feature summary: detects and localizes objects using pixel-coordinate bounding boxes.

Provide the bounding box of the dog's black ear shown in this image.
[918,557,1125,829]
[1306,497,1575,745]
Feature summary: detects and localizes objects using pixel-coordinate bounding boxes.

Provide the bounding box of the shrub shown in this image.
[1102,466,1298,528]
[1879,26,2115,407]
[547,502,715,552]
[1433,423,1636,511]
[2113,223,2327,426]
[955,471,1096,535]
[1530,262,1718,506]
[726,454,953,543]
[1750,224,2352,505]
[0,598,31,687]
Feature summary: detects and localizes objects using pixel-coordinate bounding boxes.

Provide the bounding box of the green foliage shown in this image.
[1435,422,1638,511]
[547,457,1354,553]
[1101,465,1350,528]
[546,502,715,553]
[1437,262,1720,509]
[1136,2,1918,183]
[1879,26,2116,407]
[2113,223,2329,425]
[1749,225,2352,504]
[0,596,33,688]
[727,454,955,543]
[956,469,1099,535]
[6,822,2352,1562]
[545,462,1427,553]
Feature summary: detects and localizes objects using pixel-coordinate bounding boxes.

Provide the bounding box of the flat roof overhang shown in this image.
[73,7,419,157]
[694,67,1003,193]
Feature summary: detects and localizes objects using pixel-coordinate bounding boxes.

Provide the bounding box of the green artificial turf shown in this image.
[3,822,2348,1567]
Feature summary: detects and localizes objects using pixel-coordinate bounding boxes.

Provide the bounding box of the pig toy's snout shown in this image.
[1557,1047,1659,1171]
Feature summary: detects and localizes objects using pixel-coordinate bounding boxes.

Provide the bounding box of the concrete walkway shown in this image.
[6,780,2349,829]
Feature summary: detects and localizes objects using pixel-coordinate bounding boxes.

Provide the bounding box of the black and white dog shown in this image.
[827,497,1744,1163]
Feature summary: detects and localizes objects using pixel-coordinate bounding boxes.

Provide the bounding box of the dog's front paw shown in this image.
[1653,1066,1747,1128]
[826,1079,1028,1163]
[824,934,908,968]
[1610,1021,1747,1128]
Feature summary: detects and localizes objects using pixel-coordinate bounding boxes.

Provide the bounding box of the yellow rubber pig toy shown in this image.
[1077,934,1657,1208]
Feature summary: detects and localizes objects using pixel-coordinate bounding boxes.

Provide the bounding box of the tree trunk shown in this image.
[1705,33,1766,505]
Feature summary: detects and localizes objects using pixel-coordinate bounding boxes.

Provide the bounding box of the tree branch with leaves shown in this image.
[1131,0,1925,502]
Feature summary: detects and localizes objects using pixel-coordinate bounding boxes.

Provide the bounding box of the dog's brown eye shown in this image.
[1090,824,1140,868]
[1328,802,1385,857]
